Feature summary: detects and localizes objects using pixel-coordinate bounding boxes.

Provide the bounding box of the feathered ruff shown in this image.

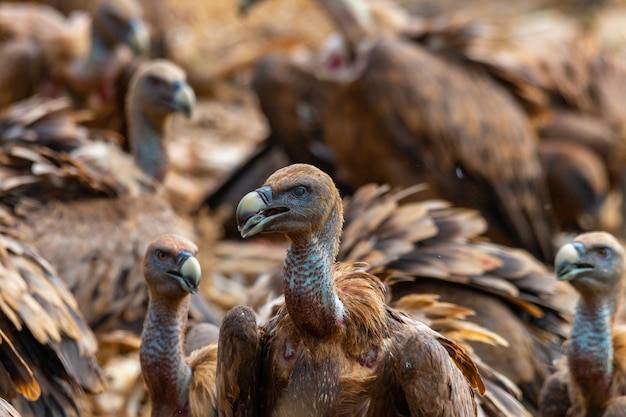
[187,345,219,417]
[258,263,482,416]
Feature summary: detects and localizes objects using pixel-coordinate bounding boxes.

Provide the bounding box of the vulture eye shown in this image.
[292,186,307,197]
[595,247,611,260]
[155,250,168,261]
[145,75,166,88]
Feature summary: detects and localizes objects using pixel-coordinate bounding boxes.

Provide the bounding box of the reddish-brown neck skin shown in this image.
[140,294,191,416]
[283,206,346,339]
[569,289,616,415]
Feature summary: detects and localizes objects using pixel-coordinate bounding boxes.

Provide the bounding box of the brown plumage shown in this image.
[250,50,340,180]
[0,59,198,332]
[538,140,609,231]
[243,1,556,263]
[339,180,569,414]
[538,232,626,417]
[0,0,149,108]
[228,163,483,416]
[0,225,106,417]
[472,21,626,236]
[139,234,218,417]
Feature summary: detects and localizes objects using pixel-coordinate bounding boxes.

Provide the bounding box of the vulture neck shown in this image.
[283,204,346,338]
[128,107,169,182]
[568,286,619,413]
[89,25,112,63]
[140,294,192,416]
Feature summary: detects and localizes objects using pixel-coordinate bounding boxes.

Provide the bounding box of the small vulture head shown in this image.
[555,231,624,295]
[93,0,150,54]
[143,234,202,297]
[128,60,196,120]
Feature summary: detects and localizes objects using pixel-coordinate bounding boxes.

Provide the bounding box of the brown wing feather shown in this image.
[216,305,259,417]
[0,227,105,416]
[0,329,39,402]
[360,36,554,263]
[369,313,479,417]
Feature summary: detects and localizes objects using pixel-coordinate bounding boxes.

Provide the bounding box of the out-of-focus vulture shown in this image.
[0,60,200,333]
[229,163,484,416]
[538,232,626,417]
[241,0,556,263]
[0,0,149,109]
[0,225,106,417]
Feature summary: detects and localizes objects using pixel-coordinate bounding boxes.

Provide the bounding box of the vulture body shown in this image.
[0,226,106,417]
[215,167,569,413]
[0,0,149,109]
[141,236,262,417]
[0,60,198,332]
[538,232,626,417]
[244,0,555,263]
[228,163,484,416]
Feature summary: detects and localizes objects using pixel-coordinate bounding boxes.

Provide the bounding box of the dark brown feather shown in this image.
[0,226,105,417]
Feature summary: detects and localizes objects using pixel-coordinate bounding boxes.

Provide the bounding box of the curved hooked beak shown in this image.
[167,251,202,293]
[171,80,196,118]
[237,185,289,238]
[555,241,593,282]
[125,18,150,55]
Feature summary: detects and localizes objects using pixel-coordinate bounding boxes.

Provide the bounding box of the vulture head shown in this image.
[143,234,202,298]
[237,163,343,244]
[128,59,195,120]
[555,231,624,296]
[92,0,150,54]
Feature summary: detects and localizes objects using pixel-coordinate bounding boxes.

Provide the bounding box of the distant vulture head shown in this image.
[128,60,196,120]
[92,0,150,54]
[237,164,343,243]
[555,231,624,295]
[143,234,202,298]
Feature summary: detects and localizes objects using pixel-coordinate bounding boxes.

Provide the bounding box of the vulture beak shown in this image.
[125,18,150,55]
[237,185,289,238]
[167,251,202,293]
[171,80,196,118]
[555,241,593,282]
